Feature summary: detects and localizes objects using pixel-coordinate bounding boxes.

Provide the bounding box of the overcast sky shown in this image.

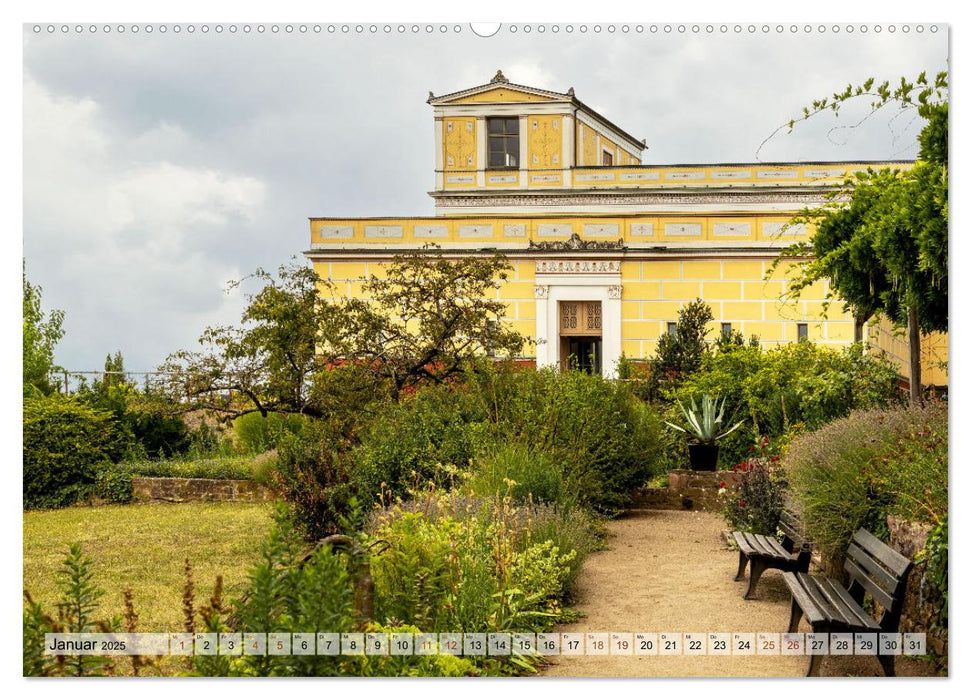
[22,23,948,372]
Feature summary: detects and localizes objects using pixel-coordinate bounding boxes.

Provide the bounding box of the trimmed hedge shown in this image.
[23,396,118,509]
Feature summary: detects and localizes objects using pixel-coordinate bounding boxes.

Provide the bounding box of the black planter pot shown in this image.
[687,442,720,471]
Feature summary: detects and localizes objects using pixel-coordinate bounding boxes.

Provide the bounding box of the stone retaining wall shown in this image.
[634,470,732,511]
[887,515,947,658]
[132,477,276,503]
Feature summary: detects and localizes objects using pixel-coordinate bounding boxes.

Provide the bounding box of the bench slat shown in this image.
[753,534,791,559]
[822,577,882,630]
[783,572,828,625]
[847,542,902,596]
[853,529,911,578]
[844,558,897,613]
[815,577,880,630]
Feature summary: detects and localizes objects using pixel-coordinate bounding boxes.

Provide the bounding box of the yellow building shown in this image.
[305,71,943,383]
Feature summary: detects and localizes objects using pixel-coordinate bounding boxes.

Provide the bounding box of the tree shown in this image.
[160,247,526,418]
[645,299,714,400]
[769,72,948,404]
[23,265,65,397]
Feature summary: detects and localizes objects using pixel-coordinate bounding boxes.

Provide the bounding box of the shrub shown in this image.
[122,455,267,481]
[466,364,666,512]
[232,412,309,454]
[95,465,134,504]
[784,403,947,561]
[720,439,786,535]
[352,383,488,504]
[23,396,119,509]
[674,342,903,467]
[272,421,357,539]
[468,442,568,505]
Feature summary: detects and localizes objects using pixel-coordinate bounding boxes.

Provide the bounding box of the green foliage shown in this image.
[665,394,744,444]
[23,544,121,676]
[785,403,947,561]
[918,516,947,632]
[645,299,713,399]
[77,353,191,461]
[771,72,948,402]
[674,341,902,467]
[353,383,486,504]
[23,265,65,397]
[23,395,120,509]
[469,442,567,505]
[95,465,134,504]
[121,454,271,481]
[466,364,666,512]
[233,411,309,454]
[161,248,526,417]
[272,421,357,539]
[368,500,578,638]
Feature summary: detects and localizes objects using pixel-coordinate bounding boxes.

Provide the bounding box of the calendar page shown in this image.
[20,3,951,690]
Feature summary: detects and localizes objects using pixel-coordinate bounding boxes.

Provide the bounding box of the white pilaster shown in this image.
[476,117,486,187]
[519,115,528,187]
[562,113,574,186]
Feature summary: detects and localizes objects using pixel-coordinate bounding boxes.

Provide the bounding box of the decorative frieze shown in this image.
[487,174,518,184]
[665,172,706,181]
[534,285,550,299]
[535,260,622,274]
[434,191,829,209]
[529,233,625,251]
[607,285,623,299]
[503,223,526,237]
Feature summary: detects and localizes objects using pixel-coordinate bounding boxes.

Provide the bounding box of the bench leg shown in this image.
[806,650,824,677]
[734,550,748,581]
[878,654,896,677]
[787,597,804,633]
[744,559,766,599]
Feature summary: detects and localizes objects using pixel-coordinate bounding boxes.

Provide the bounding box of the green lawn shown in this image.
[23,502,274,633]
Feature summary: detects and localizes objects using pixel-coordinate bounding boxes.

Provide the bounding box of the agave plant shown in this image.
[665,394,744,444]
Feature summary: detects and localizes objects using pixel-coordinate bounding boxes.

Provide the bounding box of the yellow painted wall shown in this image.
[443,87,554,103]
[868,316,949,386]
[527,114,563,168]
[442,118,476,171]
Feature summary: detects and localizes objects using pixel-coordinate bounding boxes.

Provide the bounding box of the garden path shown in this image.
[539,509,931,677]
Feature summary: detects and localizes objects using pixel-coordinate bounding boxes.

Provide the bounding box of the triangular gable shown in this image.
[438,86,566,104]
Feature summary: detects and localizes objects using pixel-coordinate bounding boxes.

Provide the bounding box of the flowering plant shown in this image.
[720,436,786,535]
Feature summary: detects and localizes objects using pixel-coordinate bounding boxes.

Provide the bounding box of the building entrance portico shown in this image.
[534,260,622,378]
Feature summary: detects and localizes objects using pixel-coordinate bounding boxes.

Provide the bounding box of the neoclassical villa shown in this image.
[304,71,947,385]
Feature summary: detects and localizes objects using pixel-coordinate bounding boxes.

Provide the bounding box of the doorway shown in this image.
[559,300,603,374]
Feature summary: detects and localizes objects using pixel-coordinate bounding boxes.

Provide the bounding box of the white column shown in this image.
[534,285,553,369]
[602,286,623,379]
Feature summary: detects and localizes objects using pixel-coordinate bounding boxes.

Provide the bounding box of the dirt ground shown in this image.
[540,509,937,678]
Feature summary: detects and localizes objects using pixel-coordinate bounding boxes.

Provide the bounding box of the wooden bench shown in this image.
[734,507,811,599]
[784,528,913,676]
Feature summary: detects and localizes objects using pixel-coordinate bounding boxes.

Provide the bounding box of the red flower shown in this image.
[749,446,756,453]
[738,500,746,508]
[770,456,780,463]
[719,481,727,489]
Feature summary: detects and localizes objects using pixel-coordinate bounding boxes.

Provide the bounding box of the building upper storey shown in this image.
[428,71,912,216]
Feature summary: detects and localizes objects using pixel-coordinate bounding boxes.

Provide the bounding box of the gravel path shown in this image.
[540,509,932,677]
